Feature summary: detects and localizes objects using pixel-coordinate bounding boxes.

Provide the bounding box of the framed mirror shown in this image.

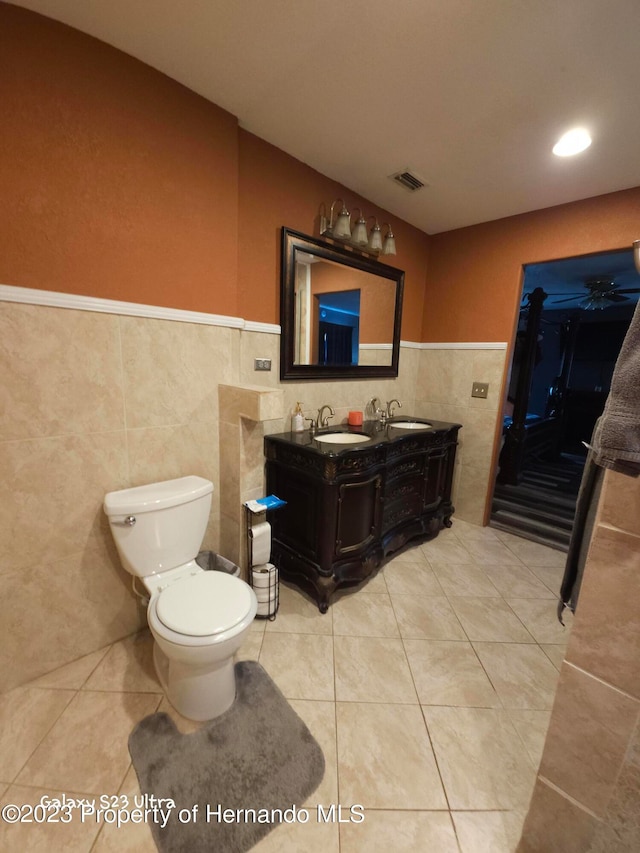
[280,228,404,380]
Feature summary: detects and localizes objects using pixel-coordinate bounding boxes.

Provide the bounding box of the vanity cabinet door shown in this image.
[334,473,383,557]
[423,448,449,509]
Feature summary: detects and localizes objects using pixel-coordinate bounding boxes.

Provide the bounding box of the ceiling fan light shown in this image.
[552,127,592,157]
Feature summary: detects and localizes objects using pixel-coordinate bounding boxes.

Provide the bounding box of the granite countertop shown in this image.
[265,417,462,456]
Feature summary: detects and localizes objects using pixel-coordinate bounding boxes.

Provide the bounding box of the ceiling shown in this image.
[13,0,640,234]
[525,248,640,308]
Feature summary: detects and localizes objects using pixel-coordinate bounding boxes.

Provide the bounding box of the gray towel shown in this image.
[591,299,640,477]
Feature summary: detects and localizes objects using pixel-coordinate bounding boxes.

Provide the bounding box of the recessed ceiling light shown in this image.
[552,128,592,157]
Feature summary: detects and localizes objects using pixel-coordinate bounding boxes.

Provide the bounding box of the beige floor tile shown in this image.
[496,533,567,568]
[334,637,418,704]
[423,706,536,809]
[460,538,526,566]
[473,643,560,709]
[251,813,339,852]
[420,536,473,564]
[453,519,502,542]
[84,630,161,693]
[288,700,338,805]
[449,597,534,643]
[0,686,75,782]
[259,633,335,700]
[92,764,157,852]
[527,564,565,596]
[430,562,500,597]
[265,584,333,634]
[332,594,400,638]
[30,647,111,690]
[358,568,388,594]
[540,643,565,670]
[156,695,206,735]
[337,702,446,809]
[482,563,557,599]
[383,560,444,596]
[16,690,160,794]
[392,595,467,640]
[235,630,264,662]
[453,809,526,853]
[0,784,102,852]
[506,598,572,645]
[404,639,500,707]
[508,709,552,767]
[340,809,459,852]
[386,542,428,564]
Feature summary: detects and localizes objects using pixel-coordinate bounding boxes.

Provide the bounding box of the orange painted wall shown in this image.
[1,4,239,316]
[423,187,640,343]
[237,132,429,338]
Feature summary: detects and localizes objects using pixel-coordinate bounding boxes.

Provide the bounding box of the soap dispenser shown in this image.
[292,402,305,433]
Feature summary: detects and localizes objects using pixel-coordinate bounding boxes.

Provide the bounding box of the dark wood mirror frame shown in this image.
[280,227,405,380]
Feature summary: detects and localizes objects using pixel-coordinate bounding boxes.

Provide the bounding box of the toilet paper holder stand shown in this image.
[244,497,286,620]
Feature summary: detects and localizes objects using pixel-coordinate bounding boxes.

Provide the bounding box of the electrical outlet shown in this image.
[471,382,489,399]
[254,358,272,371]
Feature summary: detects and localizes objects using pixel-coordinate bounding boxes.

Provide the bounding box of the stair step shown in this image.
[490,519,569,553]
[491,507,572,544]
[491,498,574,529]
[494,483,577,512]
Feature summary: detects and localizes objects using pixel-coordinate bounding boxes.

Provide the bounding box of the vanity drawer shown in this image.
[386,454,425,483]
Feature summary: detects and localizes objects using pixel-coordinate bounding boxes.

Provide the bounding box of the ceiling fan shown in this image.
[549,278,640,309]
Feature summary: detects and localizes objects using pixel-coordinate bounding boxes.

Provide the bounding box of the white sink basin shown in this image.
[314,432,371,444]
[389,421,432,430]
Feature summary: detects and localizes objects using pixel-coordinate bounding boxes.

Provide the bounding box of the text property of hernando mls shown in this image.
[1,794,365,829]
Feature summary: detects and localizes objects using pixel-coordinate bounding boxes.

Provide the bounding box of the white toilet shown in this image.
[104,476,257,721]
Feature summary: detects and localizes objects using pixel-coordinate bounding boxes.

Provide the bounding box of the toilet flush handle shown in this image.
[124,515,136,526]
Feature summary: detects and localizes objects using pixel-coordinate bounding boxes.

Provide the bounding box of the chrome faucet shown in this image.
[369,396,387,424]
[386,399,402,418]
[316,404,335,429]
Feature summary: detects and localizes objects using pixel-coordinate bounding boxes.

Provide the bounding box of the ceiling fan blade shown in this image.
[551,295,583,303]
[604,293,630,302]
[612,288,640,295]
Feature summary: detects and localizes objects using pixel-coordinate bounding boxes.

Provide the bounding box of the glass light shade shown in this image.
[333,206,351,239]
[552,127,591,157]
[368,224,383,252]
[382,232,396,256]
[579,295,608,311]
[351,217,369,246]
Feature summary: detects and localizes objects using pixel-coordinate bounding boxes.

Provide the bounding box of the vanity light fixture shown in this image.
[319,199,397,256]
[552,127,592,157]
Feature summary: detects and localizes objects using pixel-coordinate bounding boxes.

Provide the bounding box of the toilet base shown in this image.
[153,643,236,722]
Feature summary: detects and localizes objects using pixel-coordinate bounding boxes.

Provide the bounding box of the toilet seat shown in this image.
[156,571,252,636]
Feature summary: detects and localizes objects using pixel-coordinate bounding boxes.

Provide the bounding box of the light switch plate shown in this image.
[471,382,489,399]
[254,358,272,371]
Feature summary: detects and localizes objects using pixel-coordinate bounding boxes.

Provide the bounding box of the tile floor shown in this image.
[0,520,572,852]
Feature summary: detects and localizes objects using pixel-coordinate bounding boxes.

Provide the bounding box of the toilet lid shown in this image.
[156,572,253,637]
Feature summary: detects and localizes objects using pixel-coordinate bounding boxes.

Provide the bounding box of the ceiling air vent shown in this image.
[389,169,426,193]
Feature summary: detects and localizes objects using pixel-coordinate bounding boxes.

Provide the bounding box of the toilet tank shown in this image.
[104,476,213,577]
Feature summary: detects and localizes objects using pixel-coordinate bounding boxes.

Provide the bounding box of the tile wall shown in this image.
[0,297,507,690]
[517,469,640,851]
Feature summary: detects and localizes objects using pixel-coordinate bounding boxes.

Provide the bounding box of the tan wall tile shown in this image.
[538,663,640,817]
[599,470,640,538]
[0,432,128,574]
[566,525,640,699]
[517,778,599,853]
[0,303,124,441]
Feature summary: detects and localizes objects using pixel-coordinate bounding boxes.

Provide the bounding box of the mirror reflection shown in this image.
[294,253,396,366]
[281,228,404,380]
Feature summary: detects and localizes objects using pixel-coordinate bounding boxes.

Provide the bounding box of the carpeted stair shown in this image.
[490,454,585,551]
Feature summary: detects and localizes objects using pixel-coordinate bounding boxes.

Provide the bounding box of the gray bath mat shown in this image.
[128,660,325,853]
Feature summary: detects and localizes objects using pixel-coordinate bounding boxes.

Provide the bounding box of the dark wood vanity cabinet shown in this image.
[264,420,460,612]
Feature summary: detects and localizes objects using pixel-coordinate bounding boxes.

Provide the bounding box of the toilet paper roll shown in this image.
[249,521,271,566]
[252,562,277,588]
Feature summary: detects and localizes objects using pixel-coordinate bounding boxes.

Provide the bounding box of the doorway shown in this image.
[490,248,639,549]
